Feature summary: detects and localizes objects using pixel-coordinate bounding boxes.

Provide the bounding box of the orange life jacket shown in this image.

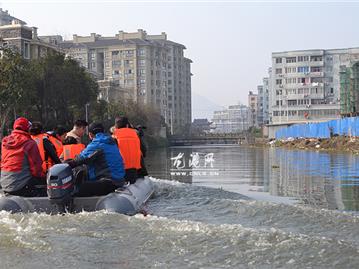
[48,135,63,157]
[31,133,54,174]
[61,144,85,161]
[113,128,141,170]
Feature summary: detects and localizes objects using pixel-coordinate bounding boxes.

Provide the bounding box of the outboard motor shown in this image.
[47,163,75,213]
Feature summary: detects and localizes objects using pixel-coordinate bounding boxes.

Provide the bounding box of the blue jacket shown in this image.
[78,133,125,181]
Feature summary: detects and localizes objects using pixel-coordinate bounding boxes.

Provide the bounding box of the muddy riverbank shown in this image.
[270,136,359,153]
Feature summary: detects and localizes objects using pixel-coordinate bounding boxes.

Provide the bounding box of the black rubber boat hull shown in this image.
[0,177,154,215]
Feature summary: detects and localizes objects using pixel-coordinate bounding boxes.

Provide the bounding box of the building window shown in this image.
[285,67,296,74]
[139,59,145,66]
[285,78,296,84]
[112,51,119,56]
[288,100,297,106]
[276,79,282,85]
[310,55,322,62]
[275,68,282,74]
[311,77,323,83]
[112,60,121,67]
[297,66,309,73]
[23,42,30,59]
[124,79,134,86]
[275,58,282,64]
[286,57,296,63]
[310,66,322,72]
[125,60,133,66]
[297,56,309,62]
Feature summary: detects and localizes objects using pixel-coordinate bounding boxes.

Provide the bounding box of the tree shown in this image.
[22,53,98,128]
[0,51,99,137]
[0,48,28,138]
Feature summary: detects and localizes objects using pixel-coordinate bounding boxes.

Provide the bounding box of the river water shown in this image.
[0,145,358,268]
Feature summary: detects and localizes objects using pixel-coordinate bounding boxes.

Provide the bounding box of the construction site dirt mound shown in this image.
[272,136,359,153]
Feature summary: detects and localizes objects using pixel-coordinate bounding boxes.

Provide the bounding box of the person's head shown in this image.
[73,119,88,137]
[13,117,32,133]
[54,126,67,142]
[29,121,43,135]
[88,122,104,140]
[136,125,146,137]
[63,136,78,145]
[115,116,130,129]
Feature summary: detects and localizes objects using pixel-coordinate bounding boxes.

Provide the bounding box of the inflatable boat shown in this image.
[0,164,154,215]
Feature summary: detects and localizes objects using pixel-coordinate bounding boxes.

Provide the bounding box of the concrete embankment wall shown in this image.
[276,117,359,139]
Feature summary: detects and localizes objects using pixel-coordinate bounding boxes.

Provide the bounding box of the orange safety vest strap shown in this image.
[48,136,63,157]
[31,133,53,173]
[113,128,141,170]
[62,144,85,160]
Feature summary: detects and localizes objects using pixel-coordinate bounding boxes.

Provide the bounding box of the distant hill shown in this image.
[192,92,224,121]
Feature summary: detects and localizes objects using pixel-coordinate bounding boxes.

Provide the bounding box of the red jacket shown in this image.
[0,130,44,192]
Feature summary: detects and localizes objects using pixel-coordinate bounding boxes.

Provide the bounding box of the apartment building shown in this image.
[270,48,359,125]
[212,104,249,133]
[0,17,59,59]
[257,80,270,126]
[261,77,270,124]
[59,30,192,134]
[248,91,258,128]
[0,8,26,26]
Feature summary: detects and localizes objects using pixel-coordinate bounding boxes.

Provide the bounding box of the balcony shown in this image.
[309,72,324,77]
[309,61,324,67]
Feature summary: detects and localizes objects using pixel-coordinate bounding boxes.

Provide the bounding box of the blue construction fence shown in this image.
[275,117,359,139]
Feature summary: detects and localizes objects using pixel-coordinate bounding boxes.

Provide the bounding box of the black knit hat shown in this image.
[88,122,104,135]
[115,116,129,128]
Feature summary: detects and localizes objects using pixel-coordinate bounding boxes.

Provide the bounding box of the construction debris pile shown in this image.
[270,136,359,153]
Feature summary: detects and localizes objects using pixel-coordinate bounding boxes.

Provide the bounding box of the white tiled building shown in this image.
[212,104,249,133]
[270,48,359,125]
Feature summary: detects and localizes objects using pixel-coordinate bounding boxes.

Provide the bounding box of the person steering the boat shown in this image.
[0,117,45,197]
[68,122,125,197]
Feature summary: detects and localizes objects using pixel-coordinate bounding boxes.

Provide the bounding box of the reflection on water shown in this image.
[147,145,359,211]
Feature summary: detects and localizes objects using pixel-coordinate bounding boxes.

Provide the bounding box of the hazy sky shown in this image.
[1,0,359,109]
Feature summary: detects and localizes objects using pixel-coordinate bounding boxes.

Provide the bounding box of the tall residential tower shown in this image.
[59,30,192,134]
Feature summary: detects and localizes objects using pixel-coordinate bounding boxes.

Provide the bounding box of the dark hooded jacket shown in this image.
[0,130,44,192]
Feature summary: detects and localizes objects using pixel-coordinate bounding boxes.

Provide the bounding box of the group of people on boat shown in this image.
[0,116,147,198]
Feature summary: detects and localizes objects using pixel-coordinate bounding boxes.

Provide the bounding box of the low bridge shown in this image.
[169,133,248,146]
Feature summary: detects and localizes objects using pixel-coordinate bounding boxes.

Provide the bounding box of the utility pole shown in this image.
[170,109,174,135]
[85,103,90,134]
